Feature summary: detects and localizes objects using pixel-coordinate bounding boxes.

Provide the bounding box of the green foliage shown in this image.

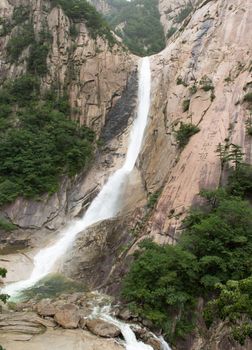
[122,240,199,342]
[244,92,252,104]
[27,29,52,76]
[189,84,197,95]
[147,191,160,209]
[175,122,200,148]
[0,77,95,206]
[6,22,34,62]
[12,6,30,25]
[0,218,16,232]
[0,267,9,305]
[106,0,165,56]
[166,26,177,39]
[123,182,252,344]
[0,19,13,37]
[216,143,252,197]
[51,0,116,45]
[182,99,190,112]
[204,277,252,345]
[181,195,252,290]
[21,273,87,300]
[174,2,193,23]
[246,118,252,136]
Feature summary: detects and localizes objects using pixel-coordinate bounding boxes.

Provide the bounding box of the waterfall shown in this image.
[92,306,153,350]
[2,57,151,297]
[159,336,172,350]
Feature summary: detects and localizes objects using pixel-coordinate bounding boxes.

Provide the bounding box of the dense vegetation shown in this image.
[105,0,165,56]
[0,75,95,206]
[122,143,252,345]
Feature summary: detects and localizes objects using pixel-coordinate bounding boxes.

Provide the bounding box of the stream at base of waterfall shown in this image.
[1,57,171,350]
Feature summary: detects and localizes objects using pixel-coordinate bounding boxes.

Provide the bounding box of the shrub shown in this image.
[246,118,252,136]
[175,2,193,23]
[51,0,116,45]
[166,26,177,39]
[175,122,199,148]
[0,218,16,231]
[147,191,160,209]
[182,99,190,112]
[6,22,34,62]
[12,6,30,25]
[244,92,252,104]
[0,267,9,305]
[204,277,252,345]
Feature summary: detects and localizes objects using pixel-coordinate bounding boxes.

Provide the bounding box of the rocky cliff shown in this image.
[141,0,252,242]
[0,0,137,236]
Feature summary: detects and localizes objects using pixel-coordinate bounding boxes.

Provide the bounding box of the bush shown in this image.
[166,26,177,39]
[244,93,252,103]
[6,22,34,62]
[0,218,16,231]
[175,122,200,148]
[246,118,252,136]
[51,0,116,45]
[28,42,49,75]
[12,5,30,25]
[182,99,190,112]
[204,277,252,345]
[175,2,193,23]
[147,191,160,209]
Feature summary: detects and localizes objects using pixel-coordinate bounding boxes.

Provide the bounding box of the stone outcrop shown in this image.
[86,318,121,338]
[54,304,80,329]
[139,0,252,243]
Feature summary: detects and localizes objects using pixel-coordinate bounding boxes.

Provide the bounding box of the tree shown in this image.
[204,276,252,345]
[0,267,9,303]
[122,240,199,341]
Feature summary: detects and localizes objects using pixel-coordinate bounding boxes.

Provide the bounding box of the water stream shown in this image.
[2,56,151,296]
[1,56,172,350]
[92,306,171,350]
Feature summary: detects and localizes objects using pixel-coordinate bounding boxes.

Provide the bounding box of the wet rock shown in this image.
[146,337,162,350]
[54,304,80,329]
[118,308,131,320]
[86,318,121,338]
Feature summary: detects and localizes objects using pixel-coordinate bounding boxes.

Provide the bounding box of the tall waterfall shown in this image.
[2,57,151,296]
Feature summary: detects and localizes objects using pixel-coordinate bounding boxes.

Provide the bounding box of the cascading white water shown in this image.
[159,336,172,350]
[92,306,171,350]
[2,57,151,297]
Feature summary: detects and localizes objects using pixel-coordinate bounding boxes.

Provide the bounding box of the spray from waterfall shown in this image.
[2,57,151,297]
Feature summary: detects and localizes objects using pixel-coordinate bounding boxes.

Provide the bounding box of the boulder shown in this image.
[54,304,80,329]
[146,337,162,350]
[37,299,56,317]
[86,319,121,338]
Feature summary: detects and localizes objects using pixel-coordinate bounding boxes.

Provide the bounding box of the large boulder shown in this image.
[36,299,56,317]
[54,304,80,329]
[86,319,121,338]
